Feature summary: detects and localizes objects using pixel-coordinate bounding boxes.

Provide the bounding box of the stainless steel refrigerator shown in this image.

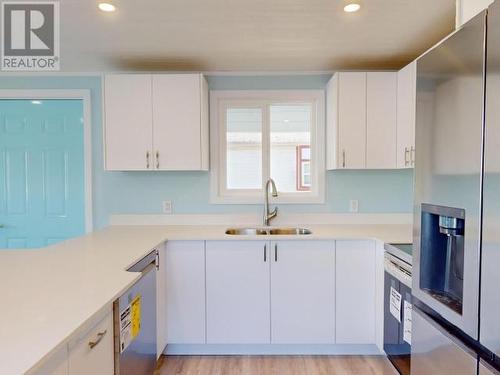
[480,0,500,371]
[412,1,500,374]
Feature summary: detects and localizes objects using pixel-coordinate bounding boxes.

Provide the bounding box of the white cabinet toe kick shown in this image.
[160,239,386,355]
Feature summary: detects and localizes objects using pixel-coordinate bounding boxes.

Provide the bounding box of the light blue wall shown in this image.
[0,75,414,229]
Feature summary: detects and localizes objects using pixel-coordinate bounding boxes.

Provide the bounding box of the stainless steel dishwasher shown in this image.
[114,249,158,375]
[383,243,412,375]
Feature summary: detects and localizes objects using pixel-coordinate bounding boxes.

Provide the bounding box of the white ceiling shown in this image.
[58,0,456,72]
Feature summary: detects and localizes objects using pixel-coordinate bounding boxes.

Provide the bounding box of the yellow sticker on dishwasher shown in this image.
[130,295,141,339]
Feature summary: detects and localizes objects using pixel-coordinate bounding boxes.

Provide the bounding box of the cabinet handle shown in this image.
[410,146,415,166]
[155,249,160,271]
[155,151,160,169]
[342,150,346,168]
[264,244,267,262]
[88,329,107,349]
[274,244,278,262]
[146,151,150,169]
[404,147,409,167]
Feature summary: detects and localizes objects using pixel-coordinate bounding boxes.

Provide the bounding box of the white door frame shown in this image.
[0,89,93,233]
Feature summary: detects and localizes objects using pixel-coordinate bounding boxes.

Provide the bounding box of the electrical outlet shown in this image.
[349,199,359,213]
[162,201,173,214]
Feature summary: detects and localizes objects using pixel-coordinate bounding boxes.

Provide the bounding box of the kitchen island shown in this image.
[0,224,411,375]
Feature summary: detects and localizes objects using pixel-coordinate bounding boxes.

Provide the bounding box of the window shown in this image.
[226,107,262,189]
[210,90,325,203]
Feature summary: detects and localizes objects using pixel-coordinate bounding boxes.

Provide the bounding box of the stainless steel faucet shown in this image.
[263,178,278,226]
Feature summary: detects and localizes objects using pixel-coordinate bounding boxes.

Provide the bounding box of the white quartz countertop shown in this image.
[0,224,411,375]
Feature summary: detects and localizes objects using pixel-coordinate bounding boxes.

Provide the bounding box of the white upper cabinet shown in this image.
[327,72,367,169]
[152,74,209,170]
[366,72,397,169]
[104,73,209,171]
[396,62,416,168]
[104,74,153,171]
[270,240,335,344]
[327,71,398,170]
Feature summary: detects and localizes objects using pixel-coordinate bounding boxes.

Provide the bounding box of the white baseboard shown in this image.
[164,344,382,356]
[109,213,412,226]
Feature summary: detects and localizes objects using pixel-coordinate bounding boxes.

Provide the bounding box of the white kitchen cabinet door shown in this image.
[397,62,416,168]
[337,72,367,169]
[165,241,206,344]
[104,74,153,171]
[270,241,335,344]
[326,74,340,169]
[206,241,270,344]
[27,346,68,375]
[152,74,209,171]
[335,240,376,344]
[156,244,167,356]
[67,310,114,375]
[366,72,398,169]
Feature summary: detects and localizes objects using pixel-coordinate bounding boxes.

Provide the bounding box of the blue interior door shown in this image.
[0,99,85,248]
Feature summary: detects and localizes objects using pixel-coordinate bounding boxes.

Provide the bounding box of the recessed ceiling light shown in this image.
[98,2,116,12]
[31,100,42,104]
[344,3,361,12]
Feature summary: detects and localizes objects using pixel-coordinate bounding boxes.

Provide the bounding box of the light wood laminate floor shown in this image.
[155,355,398,375]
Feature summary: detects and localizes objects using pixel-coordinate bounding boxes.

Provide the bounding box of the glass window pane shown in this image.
[270,104,312,193]
[226,107,262,189]
[302,161,311,187]
[301,147,311,160]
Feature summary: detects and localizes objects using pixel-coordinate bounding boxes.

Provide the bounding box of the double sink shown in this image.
[225,227,312,236]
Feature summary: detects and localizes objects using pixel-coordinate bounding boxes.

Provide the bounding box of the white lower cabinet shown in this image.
[270,240,335,344]
[335,240,376,344]
[27,345,68,375]
[28,310,114,375]
[165,241,206,344]
[67,309,114,375]
[164,238,379,351]
[205,240,336,345]
[206,241,271,344]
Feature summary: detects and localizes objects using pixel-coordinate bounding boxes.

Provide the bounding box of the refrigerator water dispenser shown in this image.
[420,204,465,315]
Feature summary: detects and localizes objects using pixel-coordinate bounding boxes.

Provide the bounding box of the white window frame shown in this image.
[210,90,325,204]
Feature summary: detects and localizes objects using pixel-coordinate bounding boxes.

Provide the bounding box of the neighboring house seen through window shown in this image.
[296,145,311,191]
